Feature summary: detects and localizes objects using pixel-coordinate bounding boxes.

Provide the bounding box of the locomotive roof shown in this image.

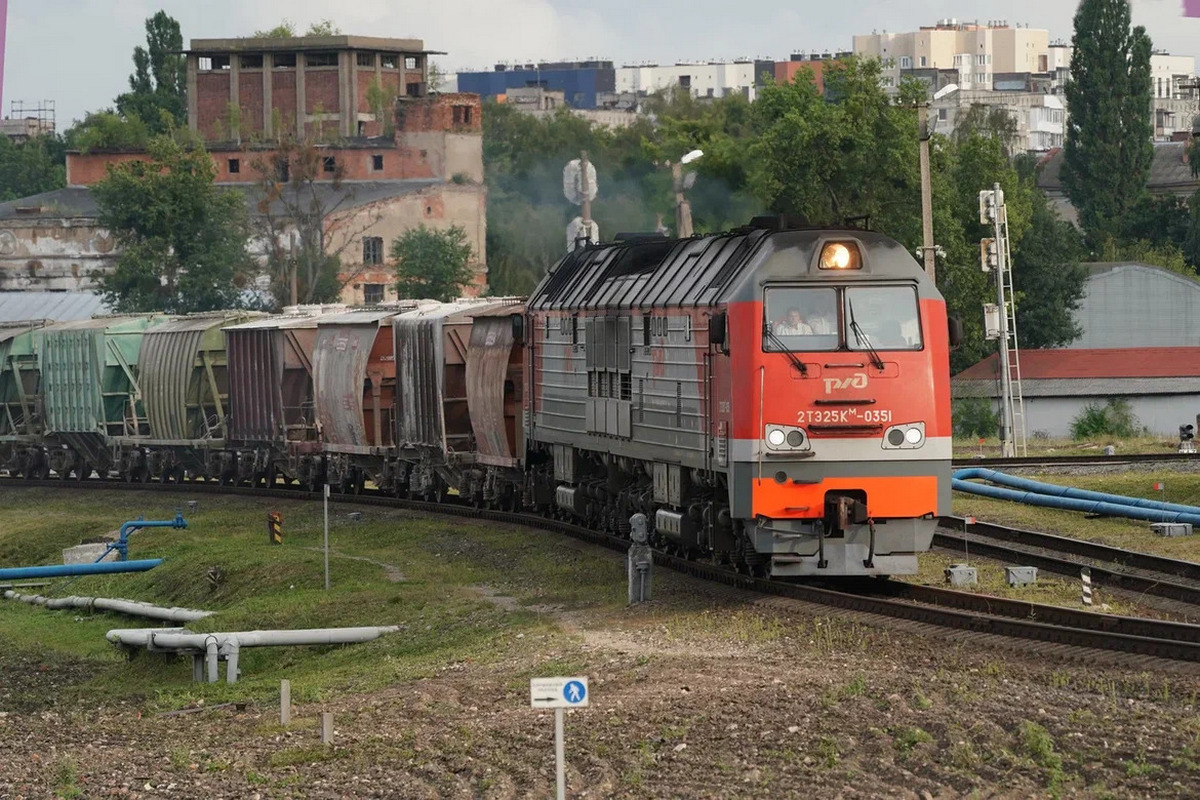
[392,297,524,324]
[528,227,931,311]
[147,312,263,334]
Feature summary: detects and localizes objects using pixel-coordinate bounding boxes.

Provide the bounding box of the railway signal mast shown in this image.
[979,185,1027,457]
[563,152,599,251]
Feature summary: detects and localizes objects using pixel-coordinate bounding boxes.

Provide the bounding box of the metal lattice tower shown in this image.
[980,185,1027,457]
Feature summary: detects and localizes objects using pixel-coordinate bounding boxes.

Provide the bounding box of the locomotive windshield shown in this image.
[763,286,922,352]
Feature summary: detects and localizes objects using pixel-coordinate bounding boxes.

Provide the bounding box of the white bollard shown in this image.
[280,679,291,725]
[1081,567,1093,606]
[321,711,334,745]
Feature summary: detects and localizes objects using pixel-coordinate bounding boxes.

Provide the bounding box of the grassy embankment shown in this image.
[0,487,627,709]
[952,434,1178,459]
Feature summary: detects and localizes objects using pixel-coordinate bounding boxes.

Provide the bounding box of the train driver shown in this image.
[774,307,814,336]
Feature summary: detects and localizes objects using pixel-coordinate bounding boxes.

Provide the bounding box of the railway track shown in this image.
[952,452,1199,469]
[935,516,1200,613]
[6,475,1200,668]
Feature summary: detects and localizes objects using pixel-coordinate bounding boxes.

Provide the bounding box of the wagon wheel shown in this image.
[75,463,91,482]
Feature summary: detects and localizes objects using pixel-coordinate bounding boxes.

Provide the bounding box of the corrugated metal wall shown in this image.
[1072,264,1200,348]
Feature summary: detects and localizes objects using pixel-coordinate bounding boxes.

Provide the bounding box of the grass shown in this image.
[953,434,1175,459]
[1019,720,1067,796]
[0,487,628,710]
[953,470,1200,562]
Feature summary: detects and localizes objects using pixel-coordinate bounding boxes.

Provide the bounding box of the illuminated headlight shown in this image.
[883,423,926,450]
[765,424,812,452]
[818,241,862,270]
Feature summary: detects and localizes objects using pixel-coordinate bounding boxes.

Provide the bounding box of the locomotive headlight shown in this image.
[883,422,926,449]
[819,241,861,270]
[767,428,787,447]
[905,427,923,445]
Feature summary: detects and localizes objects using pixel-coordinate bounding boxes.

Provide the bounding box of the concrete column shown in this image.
[296,54,306,137]
[229,56,240,143]
[343,51,356,138]
[263,57,273,138]
[187,55,199,132]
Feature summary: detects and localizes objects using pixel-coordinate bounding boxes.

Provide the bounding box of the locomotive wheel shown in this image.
[75,463,90,481]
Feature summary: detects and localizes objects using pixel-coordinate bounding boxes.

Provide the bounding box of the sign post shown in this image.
[323,484,330,591]
[530,676,589,800]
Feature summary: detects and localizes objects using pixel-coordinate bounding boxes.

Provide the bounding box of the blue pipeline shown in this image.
[102,512,188,562]
[0,559,164,581]
[953,468,1200,515]
[952,469,1200,526]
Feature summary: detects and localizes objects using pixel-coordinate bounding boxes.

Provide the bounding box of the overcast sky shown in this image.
[6,0,1200,128]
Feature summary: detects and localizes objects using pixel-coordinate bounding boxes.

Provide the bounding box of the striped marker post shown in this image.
[1081,567,1093,606]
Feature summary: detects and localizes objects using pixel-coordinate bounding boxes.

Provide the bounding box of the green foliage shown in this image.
[92,136,252,313]
[1012,192,1087,348]
[305,19,341,36]
[1070,399,1141,439]
[64,110,152,152]
[1061,0,1153,244]
[392,225,475,302]
[1019,720,1067,795]
[953,104,1020,158]
[252,20,296,38]
[366,79,397,136]
[1099,237,1194,277]
[115,12,187,136]
[0,135,65,201]
[953,398,999,438]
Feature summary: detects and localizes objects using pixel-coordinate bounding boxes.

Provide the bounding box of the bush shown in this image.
[1070,398,1140,439]
[953,398,999,438]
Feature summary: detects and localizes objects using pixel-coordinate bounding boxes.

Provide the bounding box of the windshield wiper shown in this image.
[847,299,885,371]
[763,323,809,376]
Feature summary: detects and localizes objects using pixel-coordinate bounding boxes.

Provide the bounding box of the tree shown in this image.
[953,104,1021,158]
[392,225,475,301]
[305,20,340,36]
[115,12,186,136]
[92,136,252,313]
[248,134,381,307]
[63,110,152,152]
[1011,193,1088,348]
[0,136,66,201]
[252,20,296,38]
[1061,0,1153,245]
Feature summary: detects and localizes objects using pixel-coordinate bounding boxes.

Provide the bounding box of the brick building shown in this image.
[9,33,489,303]
[186,35,435,140]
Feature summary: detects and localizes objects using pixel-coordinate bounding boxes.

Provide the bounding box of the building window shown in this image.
[363,237,384,265]
[679,75,691,89]
[322,156,336,173]
[919,56,927,67]
[381,53,399,69]
[307,52,338,67]
[406,82,423,97]
[240,54,263,69]
[452,105,473,126]
[277,157,290,182]
[357,52,375,68]
[405,56,418,70]
[938,108,948,121]
[977,54,986,66]
[228,158,240,174]
[371,154,384,171]
[273,53,296,69]
[363,284,384,304]
[899,56,912,69]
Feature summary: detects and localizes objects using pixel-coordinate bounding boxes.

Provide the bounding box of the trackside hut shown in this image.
[952,347,1200,437]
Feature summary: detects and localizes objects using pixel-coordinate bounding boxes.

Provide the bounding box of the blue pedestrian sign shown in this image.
[530,676,590,708]
[563,680,586,705]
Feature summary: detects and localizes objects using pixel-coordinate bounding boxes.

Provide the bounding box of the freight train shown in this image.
[0,216,956,577]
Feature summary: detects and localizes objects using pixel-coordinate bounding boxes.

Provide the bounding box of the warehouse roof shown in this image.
[0,291,107,321]
[955,347,1200,381]
[1038,142,1199,197]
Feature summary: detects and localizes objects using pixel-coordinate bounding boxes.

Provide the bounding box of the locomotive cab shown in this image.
[735,236,952,576]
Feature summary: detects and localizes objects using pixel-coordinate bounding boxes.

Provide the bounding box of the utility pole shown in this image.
[672,162,694,238]
[918,103,936,284]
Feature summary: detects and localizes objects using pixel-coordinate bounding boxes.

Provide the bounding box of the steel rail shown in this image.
[6,476,1200,664]
[953,453,1199,469]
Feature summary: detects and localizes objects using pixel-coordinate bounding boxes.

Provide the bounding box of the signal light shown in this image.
[980,238,998,272]
[1181,424,1195,441]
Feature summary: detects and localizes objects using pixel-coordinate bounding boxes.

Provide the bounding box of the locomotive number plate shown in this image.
[798,408,893,425]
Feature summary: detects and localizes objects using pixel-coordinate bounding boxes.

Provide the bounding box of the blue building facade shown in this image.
[456,61,616,109]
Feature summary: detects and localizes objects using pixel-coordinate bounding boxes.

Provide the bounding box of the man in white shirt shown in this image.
[774,307,813,336]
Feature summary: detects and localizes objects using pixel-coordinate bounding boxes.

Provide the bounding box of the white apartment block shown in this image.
[616,61,762,101]
[854,19,1050,92]
[932,90,1065,153]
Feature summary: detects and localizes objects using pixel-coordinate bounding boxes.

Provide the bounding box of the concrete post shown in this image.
[918,103,936,284]
[280,679,291,725]
[321,712,334,745]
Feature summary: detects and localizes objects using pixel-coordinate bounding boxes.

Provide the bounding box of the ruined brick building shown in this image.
[0,34,488,304]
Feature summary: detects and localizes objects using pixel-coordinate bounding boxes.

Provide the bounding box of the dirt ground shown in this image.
[4,566,1200,800]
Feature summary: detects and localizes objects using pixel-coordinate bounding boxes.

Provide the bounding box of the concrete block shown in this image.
[945,564,978,587]
[1005,566,1038,587]
[1151,522,1194,537]
[62,543,116,565]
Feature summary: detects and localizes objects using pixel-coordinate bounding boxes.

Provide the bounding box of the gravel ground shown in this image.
[4,571,1200,799]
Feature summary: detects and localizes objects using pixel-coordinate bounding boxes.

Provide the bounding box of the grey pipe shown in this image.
[3,590,213,623]
[106,625,400,683]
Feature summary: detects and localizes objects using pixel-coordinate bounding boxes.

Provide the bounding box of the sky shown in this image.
[4,0,1200,128]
